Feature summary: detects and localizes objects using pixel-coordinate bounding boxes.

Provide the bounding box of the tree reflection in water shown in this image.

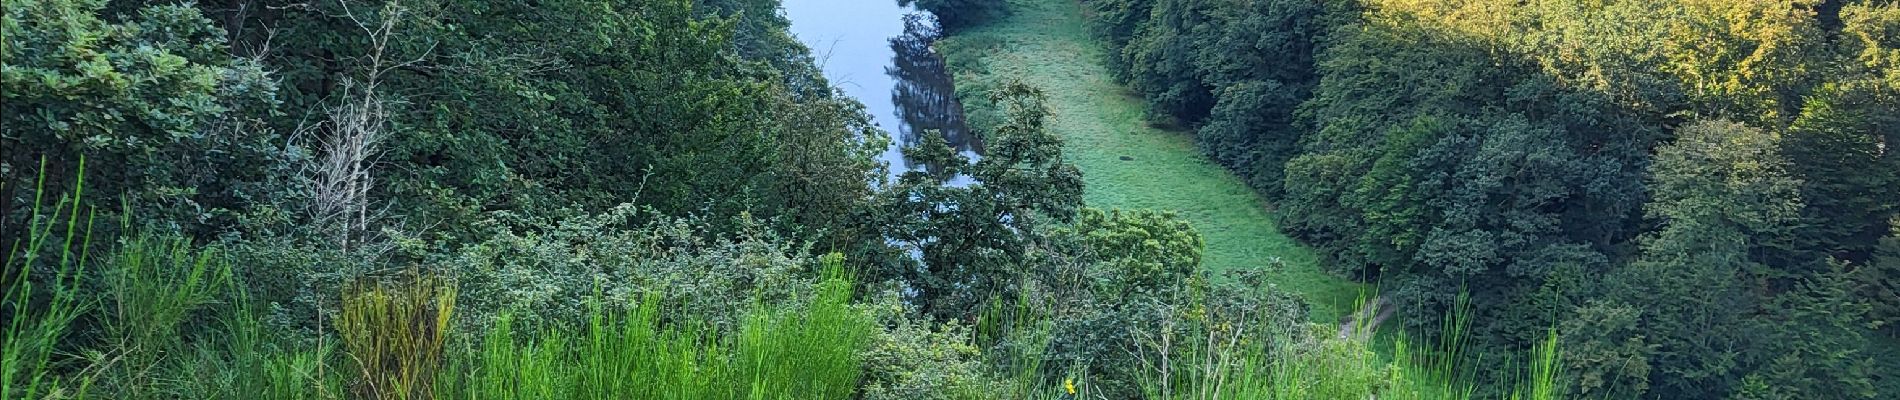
[887,12,981,178]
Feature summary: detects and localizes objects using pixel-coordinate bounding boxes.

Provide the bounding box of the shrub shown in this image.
[859,291,996,400]
[442,204,813,335]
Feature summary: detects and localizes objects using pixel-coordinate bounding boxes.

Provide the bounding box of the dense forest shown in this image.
[1,0,1894,399]
[1076,0,1900,398]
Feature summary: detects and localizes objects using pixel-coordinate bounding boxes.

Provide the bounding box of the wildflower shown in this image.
[1065,377,1077,395]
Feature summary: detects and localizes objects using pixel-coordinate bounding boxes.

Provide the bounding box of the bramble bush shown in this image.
[436,204,817,335]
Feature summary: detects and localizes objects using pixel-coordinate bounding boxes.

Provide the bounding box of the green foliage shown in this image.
[879,80,1083,319]
[1117,0,1217,126]
[0,0,286,237]
[8,0,1899,398]
[169,294,346,400]
[1028,208,1309,399]
[1558,301,1654,398]
[1280,12,1656,376]
[1065,208,1202,294]
[1645,119,1805,239]
[1123,296,1565,400]
[1780,81,1900,272]
[277,0,882,242]
[4,0,885,262]
[858,303,994,400]
[441,204,817,335]
[1863,222,1900,334]
[902,0,1009,31]
[731,256,872,400]
[1841,1,1900,87]
[1081,0,1334,195]
[1065,0,1898,398]
[1735,264,1878,400]
[1594,120,1804,399]
[938,0,1361,323]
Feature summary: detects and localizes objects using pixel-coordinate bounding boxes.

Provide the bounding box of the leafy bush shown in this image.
[858,292,997,400]
[1,0,288,237]
[440,204,816,335]
[980,207,1312,399]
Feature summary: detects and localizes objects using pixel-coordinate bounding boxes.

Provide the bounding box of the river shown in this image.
[781,0,981,183]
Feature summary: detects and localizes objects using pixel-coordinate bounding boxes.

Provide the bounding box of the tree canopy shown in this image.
[1080,0,1900,397]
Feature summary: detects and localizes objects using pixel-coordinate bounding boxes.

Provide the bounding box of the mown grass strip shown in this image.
[938,0,1363,321]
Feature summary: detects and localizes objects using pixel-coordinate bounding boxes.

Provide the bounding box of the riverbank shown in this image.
[936,0,1361,321]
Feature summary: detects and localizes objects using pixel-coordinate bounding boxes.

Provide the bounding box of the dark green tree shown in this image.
[1559,301,1656,399]
[1190,0,1331,195]
[1733,263,1878,400]
[901,0,1007,32]
[182,0,883,244]
[1602,119,1804,399]
[1,0,284,240]
[1118,0,1216,126]
[1082,0,1156,78]
[1859,222,1900,335]
[880,81,1083,319]
[1781,82,1900,270]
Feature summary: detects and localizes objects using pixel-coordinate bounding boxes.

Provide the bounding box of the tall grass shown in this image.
[437,253,873,399]
[4,160,345,400]
[1514,330,1563,400]
[1128,291,1564,400]
[170,284,345,400]
[94,232,229,397]
[337,277,456,400]
[2,158,97,399]
[975,290,1059,400]
[733,254,872,400]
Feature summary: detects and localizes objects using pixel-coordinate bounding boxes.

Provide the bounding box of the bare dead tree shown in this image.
[295,2,434,390]
[303,0,430,255]
[307,80,384,253]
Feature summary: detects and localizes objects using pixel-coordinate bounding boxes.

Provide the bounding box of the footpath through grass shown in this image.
[938,0,1362,321]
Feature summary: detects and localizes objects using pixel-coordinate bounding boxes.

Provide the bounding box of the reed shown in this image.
[1133,291,1564,400]
[337,277,456,400]
[436,253,872,400]
[2,158,97,400]
[95,232,227,397]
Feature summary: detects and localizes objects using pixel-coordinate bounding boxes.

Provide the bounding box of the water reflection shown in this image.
[887,13,982,177]
[779,0,978,183]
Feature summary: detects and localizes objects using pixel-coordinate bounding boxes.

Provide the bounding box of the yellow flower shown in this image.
[1065,377,1077,395]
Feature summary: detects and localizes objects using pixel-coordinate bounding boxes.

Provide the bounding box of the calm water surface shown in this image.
[781,0,981,182]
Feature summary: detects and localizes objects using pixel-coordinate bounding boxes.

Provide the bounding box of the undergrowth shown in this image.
[433,254,872,399]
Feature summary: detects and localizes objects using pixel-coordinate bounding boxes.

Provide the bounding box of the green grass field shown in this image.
[938,0,1363,321]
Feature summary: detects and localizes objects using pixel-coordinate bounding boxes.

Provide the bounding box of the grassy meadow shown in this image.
[937,0,1363,321]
